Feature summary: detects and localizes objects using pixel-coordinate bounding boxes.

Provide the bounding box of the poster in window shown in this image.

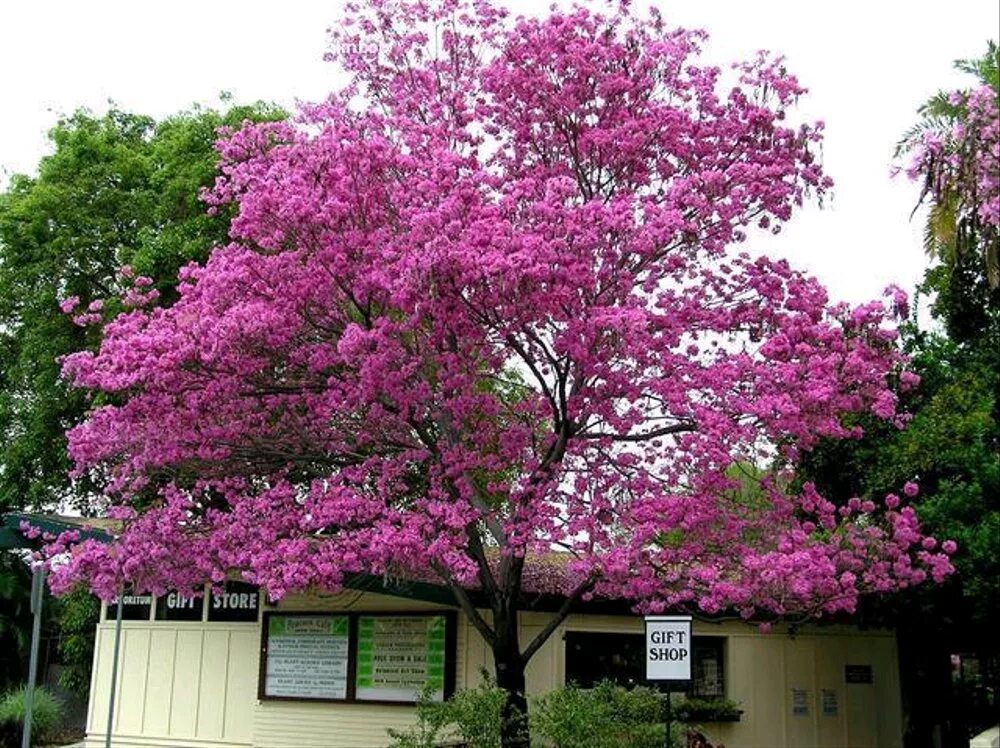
[792,688,809,716]
[261,615,350,700]
[354,615,448,702]
[692,639,724,697]
[822,689,838,716]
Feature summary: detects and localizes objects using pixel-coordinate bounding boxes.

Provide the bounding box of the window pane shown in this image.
[691,637,725,697]
[565,631,652,689]
[564,631,726,697]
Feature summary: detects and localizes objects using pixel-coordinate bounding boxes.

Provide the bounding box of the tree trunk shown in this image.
[493,610,530,748]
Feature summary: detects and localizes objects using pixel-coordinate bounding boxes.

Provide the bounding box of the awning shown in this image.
[0,512,112,550]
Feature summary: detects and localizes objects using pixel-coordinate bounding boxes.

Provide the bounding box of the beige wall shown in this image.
[86,590,903,748]
[85,621,258,748]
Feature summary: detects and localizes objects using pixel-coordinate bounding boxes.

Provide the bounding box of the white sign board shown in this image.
[644,615,692,681]
[263,615,350,700]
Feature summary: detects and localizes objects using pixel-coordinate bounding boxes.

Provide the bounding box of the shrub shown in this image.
[387,677,506,748]
[0,685,65,747]
[674,696,743,722]
[531,682,677,748]
[387,680,700,748]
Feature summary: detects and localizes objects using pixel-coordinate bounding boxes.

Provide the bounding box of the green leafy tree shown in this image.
[803,43,999,747]
[52,586,100,697]
[0,554,31,692]
[0,102,286,707]
[0,101,285,512]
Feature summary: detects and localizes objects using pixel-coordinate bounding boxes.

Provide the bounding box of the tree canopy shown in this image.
[0,101,285,512]
[801,42,999,744]
[40,2,954,745]
[808,42,999,634]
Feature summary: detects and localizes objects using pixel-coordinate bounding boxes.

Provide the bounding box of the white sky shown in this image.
[1,0,997,305]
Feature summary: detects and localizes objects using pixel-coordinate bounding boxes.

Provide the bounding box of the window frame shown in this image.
[257,610,458,706]
[563,629,727,698]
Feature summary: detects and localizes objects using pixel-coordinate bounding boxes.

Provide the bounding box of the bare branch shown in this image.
[577,422,696,442]
[520,575,597,665]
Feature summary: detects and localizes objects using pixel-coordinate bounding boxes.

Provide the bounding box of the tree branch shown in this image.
[577,422,695,442]
[520,575,597,666]
[432,561,496,647]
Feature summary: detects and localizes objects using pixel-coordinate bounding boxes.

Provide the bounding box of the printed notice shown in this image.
[263,615,350,699]
[355,615,447,702]
[792,688,809,716]
[822,689,838,716]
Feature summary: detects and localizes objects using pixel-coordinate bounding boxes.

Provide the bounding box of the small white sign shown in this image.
[644,615,693,681]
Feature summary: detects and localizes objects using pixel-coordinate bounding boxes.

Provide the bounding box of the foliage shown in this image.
[387,681,682,748]
[673,696,744,722]
[801,312,999,635]
[806,43,1000,642]
[802,44,1000,744]
[42,1,955,745]
[896,42,999,289]
[0,101,285,512]
[50,0,953,620]
[531,682,668,748]
[0,554,31,693]
[387,679,507,748]
[0,686,64,747]
[53,586,100,697]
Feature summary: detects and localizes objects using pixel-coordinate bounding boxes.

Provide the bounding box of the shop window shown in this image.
[564,631,726,697]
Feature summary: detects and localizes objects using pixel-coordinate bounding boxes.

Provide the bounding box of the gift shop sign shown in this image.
[644,615,693,682]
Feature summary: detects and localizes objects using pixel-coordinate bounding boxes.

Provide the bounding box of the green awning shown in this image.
[0,512,112,550]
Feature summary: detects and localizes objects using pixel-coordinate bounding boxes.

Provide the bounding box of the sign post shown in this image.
[21,565,45,748]
[645,615,693,748]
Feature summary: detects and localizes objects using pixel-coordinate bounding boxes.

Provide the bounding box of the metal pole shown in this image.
[21,565,45,748]
[664,690,672,748]
[104,593,124,748]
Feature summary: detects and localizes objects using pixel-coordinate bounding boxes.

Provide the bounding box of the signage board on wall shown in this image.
[258,611,457,704]
[792,688,809,716]
[261,614,351,700]
[155,591,204,621]
[354,615,448,702]
[845,664,873,684]
[109,593,153,620]
[644,615,693,682]
[208,581,259,622]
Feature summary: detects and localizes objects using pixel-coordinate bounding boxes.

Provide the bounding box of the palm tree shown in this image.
[897,42,999,288]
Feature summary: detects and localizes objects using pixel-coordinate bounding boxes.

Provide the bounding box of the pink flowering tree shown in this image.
[49,1,954,744]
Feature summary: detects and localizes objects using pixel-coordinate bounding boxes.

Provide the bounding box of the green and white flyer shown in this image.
[355,615,447,702]
[264,615,350,699]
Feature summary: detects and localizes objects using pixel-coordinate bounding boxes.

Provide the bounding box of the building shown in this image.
[82,577,904,748]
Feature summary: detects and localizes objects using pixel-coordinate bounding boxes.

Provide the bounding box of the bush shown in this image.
[674,696,743,722]
[0,685,65,747]
[387,678,506,748]
[531,682,677,748]
[387,680,697,748]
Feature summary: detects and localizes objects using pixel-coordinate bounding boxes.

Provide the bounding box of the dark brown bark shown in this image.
[492,608,530,748]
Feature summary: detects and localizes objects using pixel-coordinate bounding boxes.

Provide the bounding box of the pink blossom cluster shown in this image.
[47,0,952,620]
[57,266,160,328]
